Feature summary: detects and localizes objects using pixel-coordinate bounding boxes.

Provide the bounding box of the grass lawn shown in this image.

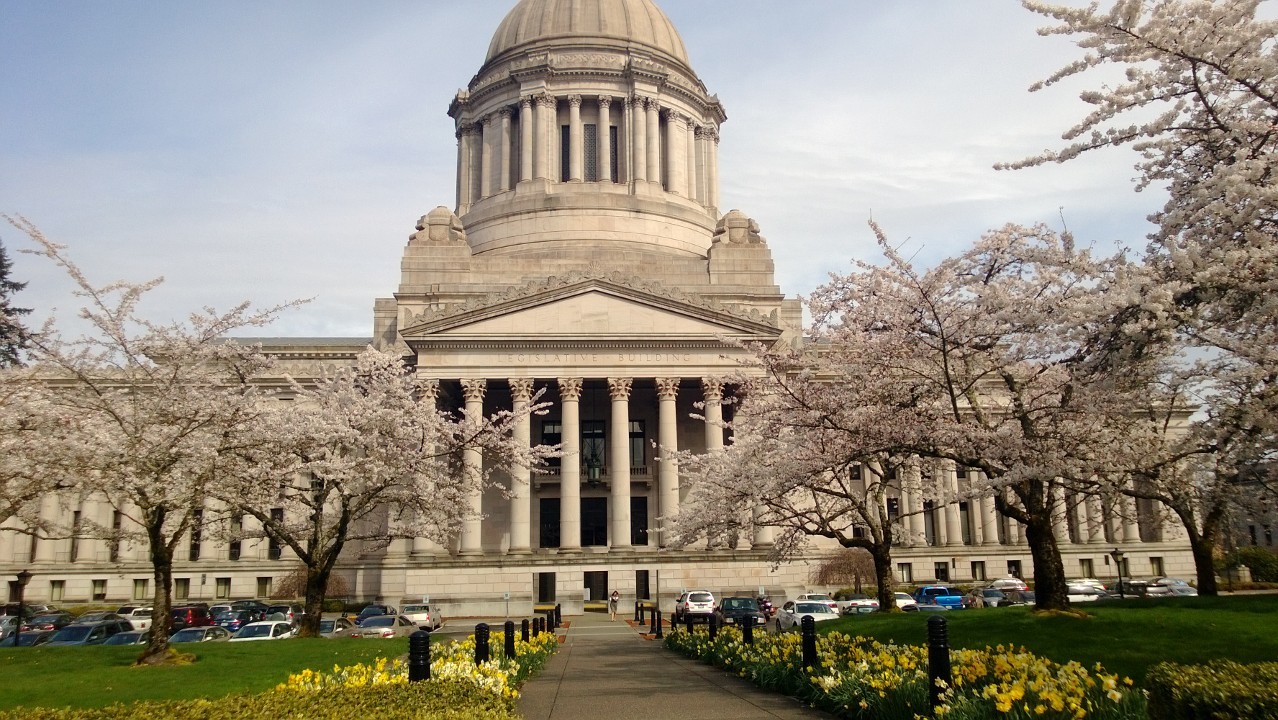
[0,637,410,710]
[824,593,1278,682]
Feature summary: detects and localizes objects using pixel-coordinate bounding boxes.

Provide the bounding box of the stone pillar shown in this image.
[558,378,583,552]
[701,378,724,452]
[685,119,698,199]
[33,493,59,563]
[413,381,444,557]
[708,126,721,210]
[980,494,1000,546]
[567,95,583,183]
[535,94,554,180]
[457,124,473,211]
[1052,486,1071,543]
[905,463,926,546]
[944,463,963,547]
[460,379,487,555]
[631,96,647,183]
[598,96,612,183]
[1121,486,1141,542]
[1086,494,1105,544]
[519,97,534,183]
[664,110,686,196]
[480,115,495,198]
[645,98,661,185]
[695,126,708,204]
[0,517,15,564]
[619,96,632,182]
[498,107,513,193]
[509,378,534,554]
[608,378,633,550]
[655,378,680,548]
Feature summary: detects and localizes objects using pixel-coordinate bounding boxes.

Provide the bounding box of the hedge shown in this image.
[1145,660,1278,719]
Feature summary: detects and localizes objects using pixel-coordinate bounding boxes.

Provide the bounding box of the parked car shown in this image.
[1150,577,1198,596]
[672,591,716,624]
[0,630,55,647]
[208,604,234,618]
[231,620,295,642]
[400,603,443,631]
[267,604,305,623]
[714,596,768,627]
[73,611,127,625]
[1066,584,1106,602]
[319,617,355,638]
[1072,578,1108,592]
[170,626,232,643]
[903,602,951,612]
[355,604,397,626]
[23,611,75,632]
[213,610,257,633]
[102,630,150,646]
[1111,579,1170,598]
[171,605,214,631]
[794,593,839,612]
[775,601,840,631]
[114,606,153,632]
[1001,589,1037,605]
[913,586,965,610]
[893,592,918,610]
[963,588,1008,608]
[46,619,132,646]
[836,594,880,615]
[989,576,1029,592]
[351,615,418,639]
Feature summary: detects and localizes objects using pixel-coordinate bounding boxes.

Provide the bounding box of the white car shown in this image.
[673,590,716,624]
[400,603,443,631]
[115,606,153,632]
[775,601,840,631]
[836,594,880,614]
[893,592,917,610]
[1066,584,1105,602]
[229,620,295,642]
[793,593,839,612]
[989,576,1029,592]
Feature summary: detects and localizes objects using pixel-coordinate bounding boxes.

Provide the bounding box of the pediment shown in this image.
[400,278,780,343]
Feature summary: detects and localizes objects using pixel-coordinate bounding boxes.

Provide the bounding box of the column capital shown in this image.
[520,95,534,110]
[557,377,583,400]
[458,122,480,139]
[701,377,723,401]
[461,378,487,402]
[567,94,583,108]
[509,377,535,403]
[656,377,680,399]
[607,377,633,400]
[480,113,495,127]
[496,105,514,119]
[663,109,687,129]
[535,92,556,109]
[417,378,440,403]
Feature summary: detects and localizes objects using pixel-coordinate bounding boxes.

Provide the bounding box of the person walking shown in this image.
[608,589,620,620]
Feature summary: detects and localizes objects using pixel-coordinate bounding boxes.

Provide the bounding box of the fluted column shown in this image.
[33,493,59,563]
[631,96,647,182]
[567,95,583,183]
[943,463,963,546]
[980,493,1000,546]
[645,98,661,185]
[457,124,474,211]
[1121,485,1141,542]
[905,463,926,546]
[598,96,612,183]
[664,110,686,196]
[480,115,495,198]
[519,97,534,183]
[1086,494,1106,544]
[701,378,724,452]
[0,517,15,563]
[558,378,583,551]
[535,94,554,180]
[707,126,721,209]
[695,126,708,204]
[656,378,680,548]
[685,119,698,199]
[619,96,632,182]
[608,378,633,550]
[507,378,534,554]
[460,379,487,555]
[413,381,443,556]
[1052,485,1071,543]
[498,107,513,193]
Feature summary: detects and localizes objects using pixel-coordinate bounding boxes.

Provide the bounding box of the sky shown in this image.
[0,0,1165,338]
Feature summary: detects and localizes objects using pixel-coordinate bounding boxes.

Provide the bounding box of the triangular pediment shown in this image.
[400,277,780,343]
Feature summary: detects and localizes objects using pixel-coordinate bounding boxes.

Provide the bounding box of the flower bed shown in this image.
[665,626,1144,719]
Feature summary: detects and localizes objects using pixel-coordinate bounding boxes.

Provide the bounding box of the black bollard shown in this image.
[408,629,432,682]
[634,601,641,622]
[927,615,953,714]
[475,623,490,665]
[654,609,663,639]
[555,603,562,628]
[521,618,530,642]
[533,616,541,636]
[545,609,555,634]
[742,614,754,645]
[708,613,718,641]
[649,606,658,635]
[504,620,515,658]
[801,615,817,670]
[684,611,694,634]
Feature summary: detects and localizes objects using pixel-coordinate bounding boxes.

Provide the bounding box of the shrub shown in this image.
[1227,547,1278,583]
[1146,660,1278,719]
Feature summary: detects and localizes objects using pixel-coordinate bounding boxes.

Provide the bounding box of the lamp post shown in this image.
[1109,548,1125,599]
[14,569,32,646]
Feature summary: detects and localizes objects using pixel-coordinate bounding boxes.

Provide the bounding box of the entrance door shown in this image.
[583,571,608,603]
[581,497,607,547]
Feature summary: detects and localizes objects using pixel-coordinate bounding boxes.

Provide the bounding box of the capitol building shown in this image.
[6,0,1193,615]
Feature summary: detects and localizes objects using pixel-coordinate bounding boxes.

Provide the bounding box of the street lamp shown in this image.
[1109,548,1125,599]
[14,569,33,646]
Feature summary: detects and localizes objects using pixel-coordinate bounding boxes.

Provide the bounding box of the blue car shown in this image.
[912,586,965,610]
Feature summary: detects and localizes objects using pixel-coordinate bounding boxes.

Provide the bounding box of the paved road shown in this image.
[517,611,833,720]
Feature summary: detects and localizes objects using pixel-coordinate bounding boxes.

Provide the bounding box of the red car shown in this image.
[171,605,213,631]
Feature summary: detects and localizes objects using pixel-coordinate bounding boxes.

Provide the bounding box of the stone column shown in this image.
[480,115,495,198]
[459,379,487,555]
[33,493,59,563]
[645,98,661,185]
[607,378,633,550]
[695,126,708,204]
[1085,494,1105,544]
[457,124,473,211]
[944,463,963,547]
[0,517,15,564]
[558,378,583,551]
[1121,486,1141,542]
[1052,485,1071,543]
[631,96,647,182]
[498,107,513,193]
[701,378,724,452]
[619,96,632,182]
[664,110,686,196]
[519,97,534,183]
[905,464,926,546]
[708,126,721,210]
[413,381,444,556]
[535,94,554,180]
[598,96,612,183]
[567,95,583,183]
[980,494,1000,546]
[655,378,680,548]
[685,119,698,199]
[508,378,534,554]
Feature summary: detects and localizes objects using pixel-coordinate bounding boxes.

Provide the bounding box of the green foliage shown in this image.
[1227,547,1278,582]
[1146,661,1278,720]
[0,682,516,720]
[0,236,32,368]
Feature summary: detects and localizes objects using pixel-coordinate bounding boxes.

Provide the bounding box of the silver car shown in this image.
[350,614,418,639]
[775,601,840,632]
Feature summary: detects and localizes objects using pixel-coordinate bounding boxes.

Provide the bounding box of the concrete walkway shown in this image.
[517,611,834,720]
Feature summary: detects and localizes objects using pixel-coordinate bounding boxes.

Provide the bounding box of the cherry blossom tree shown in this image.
[218,347,553,637]
[6,216,297,664]
[0,370,72,533]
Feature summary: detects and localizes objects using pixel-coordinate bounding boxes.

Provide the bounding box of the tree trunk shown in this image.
[137,510,175,665]
[298,562,332,638]
[870,543,896,610]
[1024,512,1069,611]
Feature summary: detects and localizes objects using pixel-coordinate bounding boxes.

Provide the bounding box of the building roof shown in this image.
[486,0,689,66]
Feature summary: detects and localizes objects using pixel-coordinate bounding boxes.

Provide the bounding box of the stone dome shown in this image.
[486,0,690,67]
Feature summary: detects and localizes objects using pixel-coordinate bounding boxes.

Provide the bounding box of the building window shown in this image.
[175,578,190,600]
[268,508,284,560]
[559,125,570,182]
[1079,558,1094,578]
[189,508,203,562]
[629,420,646,470]
[133,579,148,600]
[898,563,913,584]
[636,570,650,600]
[584,123,598,181]
[539,498,560,548]
[582,421,605,482]
[971,561,987,581]
[256,577,272,599]
[541,421,562,468]
[960,501,972,544]
[1150,557,1164,576]
[229,515,242,561]
[852,525,867,539]
[91,579,107,602]
[536,572,556,603]
[934,562,950,583]
[215,577,231,599]
[886,497,900,523]
[49,580,65,603]
[1007,560,1023,579]
[1250,525,1258,545]
[923,501,937,546]
[609,126,619,181]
